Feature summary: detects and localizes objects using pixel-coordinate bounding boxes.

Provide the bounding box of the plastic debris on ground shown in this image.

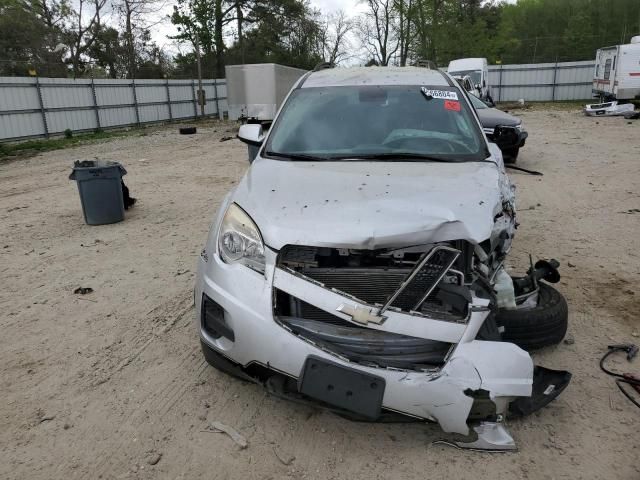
[584,101,635,117]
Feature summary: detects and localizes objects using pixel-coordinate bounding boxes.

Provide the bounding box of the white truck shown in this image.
[447,58,492,102]
[592,36,640,101]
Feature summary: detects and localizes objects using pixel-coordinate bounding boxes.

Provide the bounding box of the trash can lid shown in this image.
[69,160,127,180]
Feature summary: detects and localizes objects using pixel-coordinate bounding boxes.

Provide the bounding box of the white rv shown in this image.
[447,58,491,102]
[592,36,640,101]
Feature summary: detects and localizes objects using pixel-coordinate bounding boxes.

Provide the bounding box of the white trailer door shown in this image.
[593,47,618,96]
[615,44,640,99]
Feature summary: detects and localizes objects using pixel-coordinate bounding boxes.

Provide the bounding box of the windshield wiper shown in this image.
[329,152,456,162]
[264,150,328,162]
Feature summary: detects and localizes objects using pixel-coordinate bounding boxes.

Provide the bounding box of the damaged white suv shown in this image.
[195,66,570,450]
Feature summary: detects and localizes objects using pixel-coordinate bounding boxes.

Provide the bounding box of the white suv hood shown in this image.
[232,158,504,250]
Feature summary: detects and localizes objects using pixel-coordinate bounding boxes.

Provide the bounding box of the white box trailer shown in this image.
[225,63,308,121]
[592,36,640,101]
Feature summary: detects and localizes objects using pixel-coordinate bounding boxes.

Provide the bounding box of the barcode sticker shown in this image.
[421,88,459,100]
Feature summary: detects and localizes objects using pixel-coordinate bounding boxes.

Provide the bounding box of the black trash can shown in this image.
[69,160,127,225]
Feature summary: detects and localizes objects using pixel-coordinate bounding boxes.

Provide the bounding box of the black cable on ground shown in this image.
[599,345,640,409]
[505,164,544,175]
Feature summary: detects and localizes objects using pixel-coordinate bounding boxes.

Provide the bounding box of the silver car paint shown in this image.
[196,67,529,446]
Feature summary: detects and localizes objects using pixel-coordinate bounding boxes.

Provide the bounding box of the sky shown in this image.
[310,0,366,16]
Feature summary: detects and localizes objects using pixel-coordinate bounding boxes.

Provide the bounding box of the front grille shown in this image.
[385,247,460,311]
[301,268,408,305]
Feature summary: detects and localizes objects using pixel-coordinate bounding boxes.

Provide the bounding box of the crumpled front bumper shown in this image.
[195,248,537,440]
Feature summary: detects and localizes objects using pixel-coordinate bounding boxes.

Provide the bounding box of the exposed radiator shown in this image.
[300,247,459,312]
[301,268,408,306]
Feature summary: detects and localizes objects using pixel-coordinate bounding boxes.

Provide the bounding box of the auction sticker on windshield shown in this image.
[444,100,461,111]
[421,88,459,101]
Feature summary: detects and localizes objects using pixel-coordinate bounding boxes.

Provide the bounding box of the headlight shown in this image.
[218,203,265,274]
[515,123,525,133]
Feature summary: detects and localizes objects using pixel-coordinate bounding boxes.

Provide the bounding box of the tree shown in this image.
[64,0,107,77]
[88,26,126,77]
[226,0,322,69]
[0,0,70,76]
[356,0,399,66]
[170,0,237,77]
[317,10,353,65]
[394,0,414,66]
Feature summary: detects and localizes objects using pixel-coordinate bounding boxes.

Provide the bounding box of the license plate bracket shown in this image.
[298,356,385,420]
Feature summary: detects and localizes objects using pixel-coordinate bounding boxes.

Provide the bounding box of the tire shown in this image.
[503,147,519,164]
[495,282,568,351]
[179,126,197,135]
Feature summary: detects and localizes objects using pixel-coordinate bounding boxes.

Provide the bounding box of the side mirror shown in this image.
[493,126,519,148]
[238,124,264,146]
[238,124,265,163]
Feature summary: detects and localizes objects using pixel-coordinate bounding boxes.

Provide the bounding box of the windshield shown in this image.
[469,94,489,109]
[449,70,481,85]
[264,85,486,162]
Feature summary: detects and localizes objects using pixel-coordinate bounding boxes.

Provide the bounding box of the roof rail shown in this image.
[313,62,335,72]
[414,59,437,69]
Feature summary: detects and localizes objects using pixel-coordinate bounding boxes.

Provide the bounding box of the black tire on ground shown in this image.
[495,282,568,351]
[179,126,197,135]
[503,147,519,164]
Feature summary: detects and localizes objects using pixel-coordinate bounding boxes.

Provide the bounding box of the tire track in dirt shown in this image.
[72,292,197,478]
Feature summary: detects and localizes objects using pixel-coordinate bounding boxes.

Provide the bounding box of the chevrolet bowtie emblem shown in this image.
[336,304,387,325]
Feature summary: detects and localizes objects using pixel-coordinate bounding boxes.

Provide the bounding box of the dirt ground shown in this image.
[1,109,639,480]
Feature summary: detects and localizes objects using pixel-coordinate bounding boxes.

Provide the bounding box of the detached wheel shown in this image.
[503,147,519,164]
[495,282,568,351]
[179,126,197,135]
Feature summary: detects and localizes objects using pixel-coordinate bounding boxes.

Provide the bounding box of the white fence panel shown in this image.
[0,111,44,139]
[171,103,195,120]
[489,60,595,102]
[139,104,170,123]
[47,109,97,134]
[0,77,227,141]
[99,106,137,128]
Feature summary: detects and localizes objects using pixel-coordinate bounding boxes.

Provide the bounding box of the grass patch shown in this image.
[0,128,145,160]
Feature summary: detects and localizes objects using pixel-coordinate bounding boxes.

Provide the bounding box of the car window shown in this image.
[449,70,481,85]
[265,85,486,162]
[604,59,612,80]
[469,94,489,109]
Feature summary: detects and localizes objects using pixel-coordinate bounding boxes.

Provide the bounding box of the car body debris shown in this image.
[207,421,248,449]
[584,101,635,117]
[73,287,93,295]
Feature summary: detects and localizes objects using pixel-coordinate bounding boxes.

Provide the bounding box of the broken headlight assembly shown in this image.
[218,203,265,274]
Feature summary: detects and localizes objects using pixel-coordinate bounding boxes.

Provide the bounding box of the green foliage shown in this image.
[495,0,640,63]
[225,0,323,69]
[2,0,640,80]
[401,0,640,66]
[64,128,73,138]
